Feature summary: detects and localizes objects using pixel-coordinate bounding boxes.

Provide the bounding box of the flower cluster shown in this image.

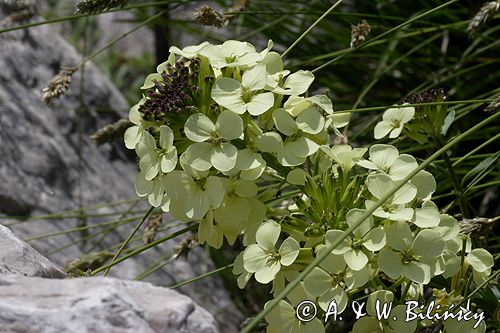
[125,40,494,333]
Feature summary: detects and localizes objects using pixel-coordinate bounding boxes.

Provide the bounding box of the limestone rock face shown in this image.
[0,3,242,332]
[0,274,220,333]
[0,224,66,278]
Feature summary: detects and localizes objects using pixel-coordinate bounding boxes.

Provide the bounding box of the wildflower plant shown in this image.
[124,40,495,333]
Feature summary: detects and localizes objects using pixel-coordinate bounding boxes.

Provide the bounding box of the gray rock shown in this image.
[0,4,243,332]
[0,224,66,278]
[0,274,219,333]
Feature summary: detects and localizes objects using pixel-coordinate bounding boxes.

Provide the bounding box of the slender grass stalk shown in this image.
[0,0,188,35]
[453,133,500,167]
[0,198,139,222]
[333,99,493,114]
[311,0,460,73]
[23,215,142,241]
[281,0,343,58]
[169,264,234,289]
[92,224,197,275]
[240,111,500,333]
[74,10,166,72]
[103,206,154,276]
[134,252,174,280]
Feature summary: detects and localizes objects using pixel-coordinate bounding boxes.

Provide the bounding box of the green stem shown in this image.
[437,138,470,218]
[456,270,500,310]
[23,215,142,241]
[240,111,500,333]
[453,133,500,167]
[281,0,343,58]
[169,263,233,289]
[92,224,197,275]
[311,0,460,73]
[1,198,139,223]
[399,280,411,304]
[103,206,154,276]
[0,1,185,35]
[334,99,492,114]
[75,10,166,72]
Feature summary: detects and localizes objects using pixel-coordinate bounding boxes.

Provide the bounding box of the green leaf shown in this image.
[441,109,455,136]
[462,152,500,186]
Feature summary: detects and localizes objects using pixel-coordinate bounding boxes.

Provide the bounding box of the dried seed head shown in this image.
[350,20,371,48]
[485,95,500,112]
[406,88,446,105]
[142,214,163,244]
[41,67,76,105]
[192,5,225,28]
[172,234,198,260]
[90,118,133,146]
[75,0,129,14]
[467,1,500,38]
[459,216,499,235]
